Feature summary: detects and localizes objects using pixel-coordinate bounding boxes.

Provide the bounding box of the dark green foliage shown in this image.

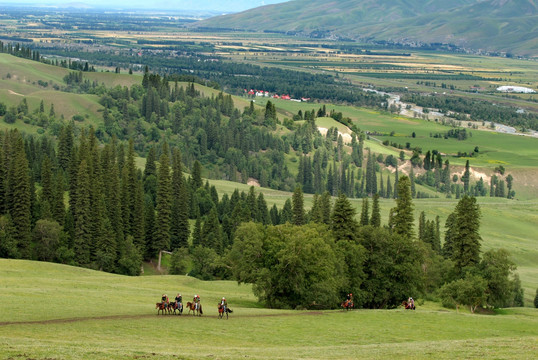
[534,288,538,308]
[439,274,487,313]
[358,226,423,308]
[391,176,414,239]
[370,193,380,228]
[231,222,343,309]
[117,235,142,276]
[74,160,91,265]
[154,142,172,252]
[359,197,369,226]
[449,195,481,274]
[169,247,190,275]
[331,193,358,242]
[32,219,62,262]
[291,186,305,225]
[170,149,190,249]
[0,215,18,258]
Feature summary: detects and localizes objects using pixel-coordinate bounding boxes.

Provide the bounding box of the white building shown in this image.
[496,85,536,93]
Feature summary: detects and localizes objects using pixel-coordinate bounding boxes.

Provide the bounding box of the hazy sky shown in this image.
[11,0,291,12]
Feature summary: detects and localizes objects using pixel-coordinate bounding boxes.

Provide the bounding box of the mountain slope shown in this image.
[196,0,538,55]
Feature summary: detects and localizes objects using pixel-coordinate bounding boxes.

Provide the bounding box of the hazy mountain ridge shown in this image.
[196,0,538,55]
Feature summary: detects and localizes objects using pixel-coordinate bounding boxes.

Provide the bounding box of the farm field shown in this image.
[1,259,537,360]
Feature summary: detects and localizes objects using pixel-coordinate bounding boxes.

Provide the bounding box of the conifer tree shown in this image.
[7,132,31,257]
[392,176,414,239]
[360,197,369,226]
[450,195,482,274]
[192,216,202,247]
[292,186,305,225]
[379,171,385,198]
[331,192,358,242]
[257,193,269,225]
[202,207,223,254]
[320,191,332,225]
[462,160,470,195]
[154,142,172,252]
[393,169,399,199]
[409,167,416,198]
[170,149,190,249]
[191,160,203,190]
[74,160,91,266]
[370,193,381,228]
[386,174,392,199]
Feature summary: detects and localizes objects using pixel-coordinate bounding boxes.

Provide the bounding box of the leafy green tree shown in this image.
[358,226,423,308]
[169,247,190,275]
[190,245,218,280]
[0,215,18,258]
[32,219,62,262]
[118,235,142,276]
[480,249,518,308]
[439,275,487,313]
[192,216,202,247]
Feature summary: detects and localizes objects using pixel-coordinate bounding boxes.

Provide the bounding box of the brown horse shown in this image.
[218,304,232,319]
[169,301,183,315]
[341,299,354,310]
[402,300,416,310]
[156,302,171,315]
[186,301,203,316]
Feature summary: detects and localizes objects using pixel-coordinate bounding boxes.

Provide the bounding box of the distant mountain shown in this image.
[195,0,538,56]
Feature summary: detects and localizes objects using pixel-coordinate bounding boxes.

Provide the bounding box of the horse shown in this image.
[402,300,415,310]
[341,299,354,310]
[169,301,183,315]
[156,302,171,315]
[185,301,203,316]
[218,304,233,319]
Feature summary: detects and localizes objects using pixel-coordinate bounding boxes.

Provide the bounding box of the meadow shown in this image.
[1,259,537,360]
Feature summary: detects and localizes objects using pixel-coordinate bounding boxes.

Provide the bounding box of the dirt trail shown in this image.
[0,311,325,326]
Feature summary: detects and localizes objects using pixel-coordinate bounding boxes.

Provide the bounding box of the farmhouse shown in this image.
[496,85,536,93]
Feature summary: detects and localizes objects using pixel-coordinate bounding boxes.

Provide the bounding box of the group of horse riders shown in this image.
[159,293,228,312]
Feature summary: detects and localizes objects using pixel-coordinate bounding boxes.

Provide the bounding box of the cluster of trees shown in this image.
[402,93,538,131]
[230,177,523,310]
[1,98,57,130]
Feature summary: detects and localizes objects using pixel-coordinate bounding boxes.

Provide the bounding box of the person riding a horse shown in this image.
[194,294,200,310]
[175,293,182,305]
[220,297,227,312]
[162,294,169,308]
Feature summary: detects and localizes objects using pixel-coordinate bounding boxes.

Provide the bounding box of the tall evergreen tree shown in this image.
[74,160,91,265]
[370,193,381,228]
[292,186,305,225]
[450,195,482,274]
[462,160,470,195]
[154,142,172,252]
[7,132,31,257]
[391,176,414,239]
[170,149,190,249]
[331,192,358,242]
[360,197,369,226]
[320,191,332,225]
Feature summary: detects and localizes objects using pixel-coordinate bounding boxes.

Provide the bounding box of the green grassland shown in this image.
[1,259,537,359]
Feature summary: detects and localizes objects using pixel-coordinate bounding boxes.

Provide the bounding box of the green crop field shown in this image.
[1,259,537,359]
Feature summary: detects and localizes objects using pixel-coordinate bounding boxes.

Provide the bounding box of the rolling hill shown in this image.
[195,0,538,56]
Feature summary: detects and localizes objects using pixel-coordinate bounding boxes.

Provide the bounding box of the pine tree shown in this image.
[144,198,156,259]
[320,191,332,225]
[154,142,172,252]
[7,132,31,257]
[462,160,470,195]
[370,193,381,228]
[392,176,414,239]
[292,186,305,225]
[192,216,202,247]
[393,169,399,199]
[386,174,392,199]
[360,197,369,226]
[331,192,358,242]
[191,160,203,190]
[418,211,426,241]
[170,149,189,249]
[450,195,482,274]
[202,207,223,254]
[257,193,269,225]
[409,167,416,198]
[74,160,91,266]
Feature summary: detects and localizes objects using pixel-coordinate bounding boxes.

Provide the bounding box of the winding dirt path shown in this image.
[0,311,325,326]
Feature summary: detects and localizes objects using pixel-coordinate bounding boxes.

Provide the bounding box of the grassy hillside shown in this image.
[197,0,538,56]
[1,259,537,359]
